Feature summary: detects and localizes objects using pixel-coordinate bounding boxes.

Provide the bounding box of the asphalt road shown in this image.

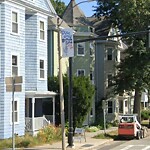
[96,136,150,150]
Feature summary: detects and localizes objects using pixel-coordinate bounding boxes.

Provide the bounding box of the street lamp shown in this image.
[57,0,96,149]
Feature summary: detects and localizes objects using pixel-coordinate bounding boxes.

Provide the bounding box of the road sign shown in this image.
[5,76,22,84]
[6,84,22,92]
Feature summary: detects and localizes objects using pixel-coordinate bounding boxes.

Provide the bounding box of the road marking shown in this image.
[142,146,150,150]
[120,145,134,150]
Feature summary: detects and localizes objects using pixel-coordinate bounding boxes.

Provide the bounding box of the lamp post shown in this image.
[66,0,96,148]
[57,0,96,149]
[57,18,66,150]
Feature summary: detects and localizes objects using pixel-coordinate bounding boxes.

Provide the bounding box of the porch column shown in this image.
[53,96,55,125]
[123,100,125,114]
[32,98,35,136]
[26,98,29,117]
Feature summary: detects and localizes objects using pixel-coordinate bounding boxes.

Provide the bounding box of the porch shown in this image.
[25,91,57,135]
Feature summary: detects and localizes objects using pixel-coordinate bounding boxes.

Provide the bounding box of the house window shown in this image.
[90,71,93,80]
[12,100,18,123]
[77,43,85,56]
[107,74,113,87]
[77,69,85,76]
[90,42,94,56]
[125,101,128,107]
[90,108,93,116]
[108,101,113,113]
[40,21,45,40]
[107,48,113,60]
[12,55,18,76]
[12,11,18,33]
[40,59,44,78]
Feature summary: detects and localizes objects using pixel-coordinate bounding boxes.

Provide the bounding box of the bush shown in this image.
[0,125,62,149]
[85,126,99,132]
[37,125,61,143]
[141,110,150,120]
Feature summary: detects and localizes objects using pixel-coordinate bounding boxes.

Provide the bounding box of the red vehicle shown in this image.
[118,114,144,139]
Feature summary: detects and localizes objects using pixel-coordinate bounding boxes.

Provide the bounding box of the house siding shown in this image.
[37,15,48,91]
[95,42,105,102]
[25,14,38,91]
[25,14,48,91]
[0,2,25,139]
[22,0,50,12]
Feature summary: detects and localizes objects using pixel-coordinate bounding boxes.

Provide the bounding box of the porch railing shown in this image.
[25,116,50,132]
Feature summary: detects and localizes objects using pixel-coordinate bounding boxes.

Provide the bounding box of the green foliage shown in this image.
[85,126,99,132]
[73,76,95,128]
[95,0,150,117]
[50,0,66,17]
[141,110,150,120]
[37,125,61,143]
[48,75,95,128]
[0,126,61,149]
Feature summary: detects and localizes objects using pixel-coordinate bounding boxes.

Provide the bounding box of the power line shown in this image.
[74,30,149,43]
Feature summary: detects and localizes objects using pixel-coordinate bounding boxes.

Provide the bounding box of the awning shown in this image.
[25,91,57,98]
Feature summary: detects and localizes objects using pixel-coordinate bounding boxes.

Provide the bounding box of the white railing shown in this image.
[25,116,50,132]
[44,115,53,123]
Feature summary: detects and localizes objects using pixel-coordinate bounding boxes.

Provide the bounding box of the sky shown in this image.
[61,0,97,17]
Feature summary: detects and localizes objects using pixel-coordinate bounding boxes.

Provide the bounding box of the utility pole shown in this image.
[57,18,66,150]
[148,26,150,49]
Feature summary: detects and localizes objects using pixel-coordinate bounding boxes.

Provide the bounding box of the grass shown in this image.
[0,125,62,149]
[141,120,150,127]
[93,130,118,140]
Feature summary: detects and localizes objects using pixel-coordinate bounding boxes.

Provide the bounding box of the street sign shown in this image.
[5,76,22,84]
[6,85,22,92]
[5,76,23,150]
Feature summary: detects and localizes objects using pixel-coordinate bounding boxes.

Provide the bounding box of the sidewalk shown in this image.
[25,127,117,150]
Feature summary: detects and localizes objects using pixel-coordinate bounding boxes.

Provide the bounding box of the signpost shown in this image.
[5,76,22,150]
[102,100,107,134]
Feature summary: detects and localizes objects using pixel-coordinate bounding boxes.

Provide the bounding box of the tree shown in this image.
[95,0,150,121]
[50,0,66,17]
[48,75,95,128]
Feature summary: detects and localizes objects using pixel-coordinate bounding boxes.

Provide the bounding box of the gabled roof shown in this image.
[62,0,92,27]
[4,0,56,17]
[88,16,112,37]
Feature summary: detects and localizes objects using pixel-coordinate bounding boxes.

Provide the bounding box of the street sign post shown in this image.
[5,76,22,150]
[102,100,107,134]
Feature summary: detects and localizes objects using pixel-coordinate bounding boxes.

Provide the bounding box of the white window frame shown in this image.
[39,20,45,41]
[39,58,45,79]
[11,52,20,77]
[11,9,19,35]
[77,69,85,76]
[108,101,113,114]
[106,47,114,60]
[77,42,85,56]
[107,73,113,87]
[10,98,19,124]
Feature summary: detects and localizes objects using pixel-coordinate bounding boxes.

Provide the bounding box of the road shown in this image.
[96,136,150,150]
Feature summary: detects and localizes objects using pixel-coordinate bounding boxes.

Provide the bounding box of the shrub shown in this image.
[141,110,150,120]
[37,125,61,143]
[85,126,99,132]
